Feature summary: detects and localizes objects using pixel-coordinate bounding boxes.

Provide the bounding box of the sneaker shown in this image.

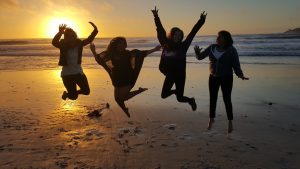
[62,91,68,100]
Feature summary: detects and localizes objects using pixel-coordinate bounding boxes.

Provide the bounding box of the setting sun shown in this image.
[46,18,82,38]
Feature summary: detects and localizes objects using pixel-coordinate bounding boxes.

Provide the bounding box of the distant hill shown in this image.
[285,28,300,34]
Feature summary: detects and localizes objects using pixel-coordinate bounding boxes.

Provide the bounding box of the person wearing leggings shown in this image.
[90,37,161,117]
[151,6,207,111]
[194,30,249,133]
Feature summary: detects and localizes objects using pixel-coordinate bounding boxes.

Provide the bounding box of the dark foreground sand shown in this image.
[0,59,300,169]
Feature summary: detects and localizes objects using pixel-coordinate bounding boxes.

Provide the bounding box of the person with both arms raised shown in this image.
[52,22,98,100]
[90,37,161,117]
[151,6,207,111]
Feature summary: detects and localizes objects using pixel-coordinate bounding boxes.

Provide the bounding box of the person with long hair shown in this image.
[151,6,207,111]
[194,30,249,133]
[52,22,98,100]
[90,37,161,117]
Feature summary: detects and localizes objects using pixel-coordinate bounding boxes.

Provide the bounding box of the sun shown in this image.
[46,18,81,38]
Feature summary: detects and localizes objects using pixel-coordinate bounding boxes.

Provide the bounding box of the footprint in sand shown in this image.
[244,143,258,150]
[163,123,177,130]
[227,134,259,151]
[55,157,70,168]
[85,129,104,139]
[177,134,192,140]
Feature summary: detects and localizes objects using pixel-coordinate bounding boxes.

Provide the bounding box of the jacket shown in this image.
[154,15,205,75]
[196,44,244,77]
[52,29,98,66]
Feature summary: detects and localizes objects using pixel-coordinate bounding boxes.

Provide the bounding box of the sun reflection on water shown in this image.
[61,100,77,111]
[51,69,61,81]
[60,100,85,113]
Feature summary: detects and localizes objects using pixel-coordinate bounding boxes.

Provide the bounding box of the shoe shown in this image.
[62,91,68,100]
[189,97,197,111]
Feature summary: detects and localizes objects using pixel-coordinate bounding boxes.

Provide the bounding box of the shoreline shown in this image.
[0,61,299,168]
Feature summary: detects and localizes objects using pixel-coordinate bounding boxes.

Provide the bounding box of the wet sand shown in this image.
[0,58,300,169]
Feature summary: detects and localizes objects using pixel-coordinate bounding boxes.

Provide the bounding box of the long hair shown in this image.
[64,28,77,41]
[165,27,184,51]
[218,30,233,49]
[106,37,127,55]
[168,27,184,42]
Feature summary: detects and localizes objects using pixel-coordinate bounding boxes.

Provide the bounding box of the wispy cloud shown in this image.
[0,0,19,10]
[40,0,114,15]
[0,0,18,7]
[0,0,112,15]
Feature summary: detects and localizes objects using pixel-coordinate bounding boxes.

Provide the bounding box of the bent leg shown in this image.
[161,75,175,98]
[62,75,78,100]
[174,74,191,103]
[76,74,90,95]
[125,87,148,101]
[114,86,131,117]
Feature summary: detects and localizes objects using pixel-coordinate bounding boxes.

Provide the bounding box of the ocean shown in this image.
[1,34,300,70]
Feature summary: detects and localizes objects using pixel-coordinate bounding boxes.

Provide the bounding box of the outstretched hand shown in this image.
[59,24,67,33]
[200,11,207,22]
[89,22,98,30]
[194,45,202,59]
[151,6,159,16]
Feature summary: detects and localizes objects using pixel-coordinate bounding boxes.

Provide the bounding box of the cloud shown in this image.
[0,0,115,16]
[0,0,19,9]
[0,0,18,6]
[94,1,114,12]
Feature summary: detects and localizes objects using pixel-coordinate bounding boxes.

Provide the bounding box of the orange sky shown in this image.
[0,0,299,39]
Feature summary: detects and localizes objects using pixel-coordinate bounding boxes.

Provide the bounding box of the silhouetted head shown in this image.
[217,30,233,49]
[168,27,184,43]
[64,28,77,43]
[107,37,127,53]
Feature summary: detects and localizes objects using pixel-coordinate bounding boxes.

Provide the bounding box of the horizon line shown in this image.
[0,32,290,40]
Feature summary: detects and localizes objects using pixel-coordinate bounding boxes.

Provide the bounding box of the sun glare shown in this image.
[46,18,81,38]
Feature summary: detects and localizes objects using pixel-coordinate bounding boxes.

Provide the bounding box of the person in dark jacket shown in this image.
[194,30,249,133]
[90,37,161,117]
[52,22,98,100]
[151,6,207,111]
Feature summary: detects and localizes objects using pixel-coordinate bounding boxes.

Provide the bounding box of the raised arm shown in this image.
[131,45,161,58]
[194,45,210,60]
[145,45,161,55]
[82,22,98,46]
[89,42,99,59]
[183,11,207,51]
[151,6,167,45]
[90,43,109,64]
[231,47,249,80]
[90,43,112,75]
[52,24,66,48]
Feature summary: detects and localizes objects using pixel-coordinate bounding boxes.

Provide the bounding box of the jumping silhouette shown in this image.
[90,37,161,117]
[52,22,98,100]
[194,30,249,133]
[151,6,207,111]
